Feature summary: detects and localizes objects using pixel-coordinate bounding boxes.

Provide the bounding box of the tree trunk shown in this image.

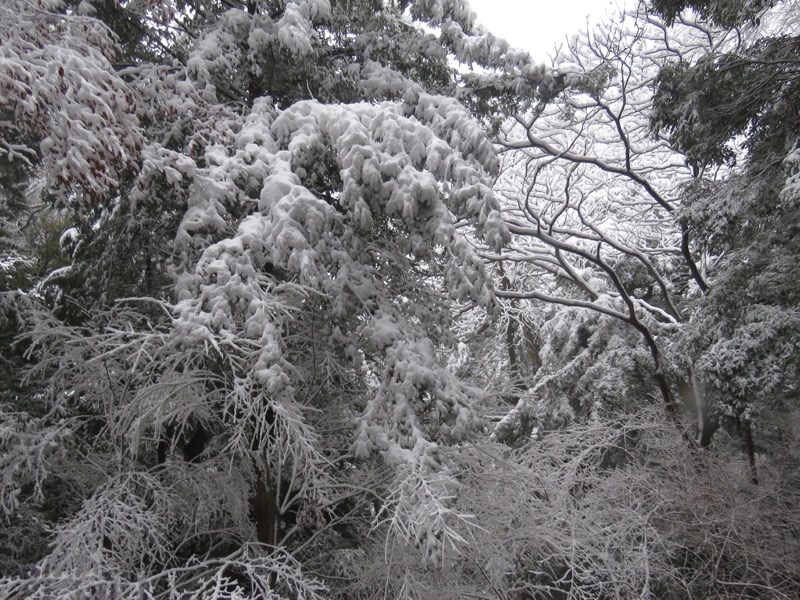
[250,466,279,547]
[743,419,759,485]
[677,368,718,448]
[522,321,542,375]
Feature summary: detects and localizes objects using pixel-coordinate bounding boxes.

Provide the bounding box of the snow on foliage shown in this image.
[493,300,658,444]
[0,0,531,593]
[2,0,800,598]
[0,404,70,521]
[161,89,507,563]
[0,0,142,209]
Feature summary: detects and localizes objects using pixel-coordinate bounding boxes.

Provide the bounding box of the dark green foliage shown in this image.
[652,35,800,171]
[651,0,777,26]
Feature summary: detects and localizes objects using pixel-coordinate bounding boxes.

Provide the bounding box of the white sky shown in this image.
[467,0,624,60]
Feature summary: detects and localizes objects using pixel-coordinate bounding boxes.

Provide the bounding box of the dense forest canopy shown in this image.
[1,0,798,598]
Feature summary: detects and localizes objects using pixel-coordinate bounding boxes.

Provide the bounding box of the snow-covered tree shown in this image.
[0,0,551,595]
[486,5,729,445]
[487,0,800,477]
[649,0,800,475]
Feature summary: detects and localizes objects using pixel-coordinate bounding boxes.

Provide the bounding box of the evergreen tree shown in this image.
[0,0,543,595]
[650,0,800,473]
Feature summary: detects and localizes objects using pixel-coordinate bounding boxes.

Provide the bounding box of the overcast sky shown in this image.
[466,0,624,60]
